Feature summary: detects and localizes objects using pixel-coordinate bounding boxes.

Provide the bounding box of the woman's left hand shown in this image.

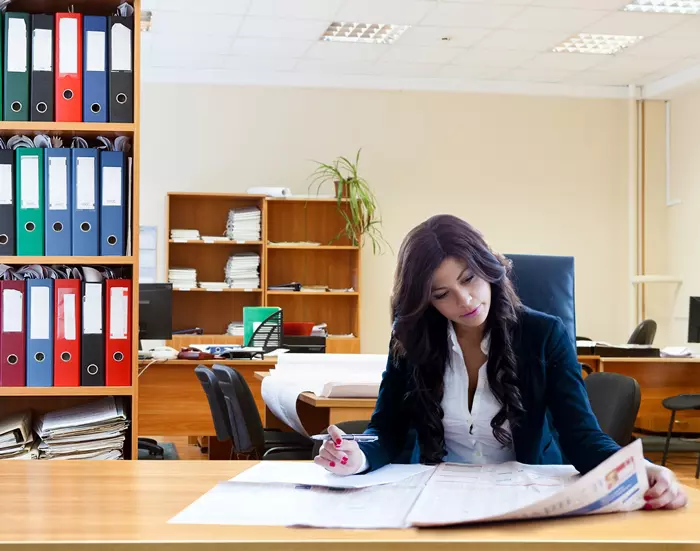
[644,463,688,510]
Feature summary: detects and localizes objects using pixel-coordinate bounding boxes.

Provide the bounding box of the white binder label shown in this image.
[84,284,102,335]
[111,23,132,72]
[102,166,123,207]
[8,17,27,73]
[2,289,22,333]
[0,165,12,205]
[30,286,50,340]
[20,155,39,209]
[32,28,52,72]
[64,293,76,341]
[59,18,78,75]
[86,31,106,72]
[110,287,128,340]
[76,157,95,210]
[48,157,68,210]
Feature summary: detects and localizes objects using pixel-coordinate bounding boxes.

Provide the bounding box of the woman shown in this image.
[314,214,687,511]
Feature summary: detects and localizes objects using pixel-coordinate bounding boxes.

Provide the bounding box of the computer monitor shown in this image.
[688,297,700,343]
[139,283,173,348]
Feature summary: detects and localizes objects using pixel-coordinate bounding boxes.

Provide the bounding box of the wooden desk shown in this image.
[599,357,700,433]
[138,359,277,436]
[254,371,376,434]
[0,461,698,550]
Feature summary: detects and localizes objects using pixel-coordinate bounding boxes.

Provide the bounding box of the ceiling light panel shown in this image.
[553,33,644,54]
[321,22,409,44]
[623,0,700,14]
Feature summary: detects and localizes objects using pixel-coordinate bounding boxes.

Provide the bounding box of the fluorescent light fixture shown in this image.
[623,0,700,14]
[552,33,644,55]
[321,22,409,44]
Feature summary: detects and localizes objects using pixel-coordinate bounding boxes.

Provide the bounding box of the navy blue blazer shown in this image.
[358,307,621,475]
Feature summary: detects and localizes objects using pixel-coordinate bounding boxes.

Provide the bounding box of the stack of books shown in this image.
[225,253,261,289]
[226,207,261,242]
[168,267,197,290]
[199,282,229,291]
[34,397,129,460]
[227,321,244,337]
[0,411,38,460]
[170,229,200,241]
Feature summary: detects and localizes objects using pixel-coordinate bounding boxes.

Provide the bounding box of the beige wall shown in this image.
[665,89,700,348]
[140,83,631,353]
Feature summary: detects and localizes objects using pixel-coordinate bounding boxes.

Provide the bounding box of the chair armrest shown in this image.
[263,446,313,458]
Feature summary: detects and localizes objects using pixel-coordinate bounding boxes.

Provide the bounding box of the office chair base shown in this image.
[138,437,165,459]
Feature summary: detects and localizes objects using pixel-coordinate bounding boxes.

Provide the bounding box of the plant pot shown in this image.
[334,180,349,199]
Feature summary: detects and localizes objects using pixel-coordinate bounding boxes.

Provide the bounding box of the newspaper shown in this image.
[170,439,649,529]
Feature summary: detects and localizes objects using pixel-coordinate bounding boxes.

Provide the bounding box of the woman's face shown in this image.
[429,257,491,330]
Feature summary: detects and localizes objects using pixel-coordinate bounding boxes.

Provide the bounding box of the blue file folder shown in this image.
[99,150,126,256]
[71,148,99,256]
[44,148,72,256]
[26,279,54,387]
[83,16,108,123]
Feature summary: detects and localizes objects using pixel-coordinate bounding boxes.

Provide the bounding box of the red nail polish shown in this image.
[644,495,652,501]
[330,461,336,467]
[336,439,342,445]
[341,457,348,464]
[644,503,653,510]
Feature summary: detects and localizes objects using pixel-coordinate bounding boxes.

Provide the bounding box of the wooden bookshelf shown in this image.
[166,193,361,353]
[0,0,142,459]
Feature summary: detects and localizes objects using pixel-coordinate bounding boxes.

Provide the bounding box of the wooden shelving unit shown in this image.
[166,193,361,353]
[0,0,141,459]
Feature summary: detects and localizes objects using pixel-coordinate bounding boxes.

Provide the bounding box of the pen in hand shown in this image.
[311,434,378,442]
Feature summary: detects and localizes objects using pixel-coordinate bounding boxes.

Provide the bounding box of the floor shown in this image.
[148,435,700,490]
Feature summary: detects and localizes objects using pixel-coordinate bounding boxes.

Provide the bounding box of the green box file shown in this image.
[243,306,282,348]
[16,148,44,255]
[3,13,29,121]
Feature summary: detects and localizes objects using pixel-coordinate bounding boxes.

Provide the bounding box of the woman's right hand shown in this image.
[313,424,365,475]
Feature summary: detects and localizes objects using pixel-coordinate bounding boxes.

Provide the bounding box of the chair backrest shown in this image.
[584,372,641,446]
[212,364,266,456]
[505,254,576,344]
[193,365,232,443]
[311,420,370,458]
[628,319,657,345]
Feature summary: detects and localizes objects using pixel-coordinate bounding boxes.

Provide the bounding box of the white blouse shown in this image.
[354,323,514,473]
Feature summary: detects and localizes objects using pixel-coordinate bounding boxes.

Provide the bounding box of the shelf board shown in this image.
[631,275,683,284]
[267,245,358,250]
[0,386,133,397]
[0,256,135,265]
[169,240,263,246]
[173,288,262,293]
[266,291,359,296]
[0,122,135,136]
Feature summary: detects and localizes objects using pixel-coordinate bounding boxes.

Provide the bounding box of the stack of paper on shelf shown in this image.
[170,229,200,241]
[225,253,260,289]
[0,411,39,460]
[34,397,130,460]
[199,282,229,291]
[168,267,198,290]
[227,321,244,336]
[226,207,261,242]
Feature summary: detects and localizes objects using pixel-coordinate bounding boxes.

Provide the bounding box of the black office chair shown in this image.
[138,438,164,459]
[627,319,657,345]
[310,420,370,458]
[207,364,313,460]
[584,372,641,446]
[661,394,700,479]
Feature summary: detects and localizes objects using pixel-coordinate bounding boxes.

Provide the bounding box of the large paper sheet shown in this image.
[170,440,649,529]
[261,354,386,436]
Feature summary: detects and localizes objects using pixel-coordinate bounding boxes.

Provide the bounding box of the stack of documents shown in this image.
[168,267,197,290]
[0,411,39,460]
[169,439,648,529]
[171,229,200,241]
[227,321,244,337]
[199,282,229,291]
[226,207,261,242]
[34,397,129,460]
[225,253,260,289]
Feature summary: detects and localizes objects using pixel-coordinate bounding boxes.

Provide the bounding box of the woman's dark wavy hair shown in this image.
[391,214,525,464]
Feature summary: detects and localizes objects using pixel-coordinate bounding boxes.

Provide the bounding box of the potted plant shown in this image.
[310,149,390,254]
